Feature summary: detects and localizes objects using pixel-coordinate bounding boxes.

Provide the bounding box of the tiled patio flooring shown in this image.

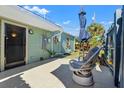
[0,55,115,88]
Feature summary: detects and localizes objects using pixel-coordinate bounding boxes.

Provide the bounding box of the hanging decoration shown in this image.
[53,36,59,44]
[66,36,70,49]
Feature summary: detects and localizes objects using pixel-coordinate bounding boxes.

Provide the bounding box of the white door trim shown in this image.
[0,20,5,71]
[0,19,28,71]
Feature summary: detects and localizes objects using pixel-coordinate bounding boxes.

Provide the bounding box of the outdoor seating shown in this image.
[69,46,103,86]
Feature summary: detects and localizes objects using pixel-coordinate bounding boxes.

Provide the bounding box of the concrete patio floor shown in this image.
[0,54,115,88]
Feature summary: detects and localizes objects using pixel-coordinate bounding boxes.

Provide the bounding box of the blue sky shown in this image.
[22,5,122,36]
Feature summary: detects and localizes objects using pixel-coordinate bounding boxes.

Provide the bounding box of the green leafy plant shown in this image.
[87,23,105,48]
[46,49,56,57]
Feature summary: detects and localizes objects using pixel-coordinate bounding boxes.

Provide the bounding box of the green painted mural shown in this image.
[49,31,75,55]
[61,32,75,54]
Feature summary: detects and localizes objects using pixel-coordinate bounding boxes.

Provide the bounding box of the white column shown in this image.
[0,20,5,71]
[25,27,29,64]
[51,37,53,52]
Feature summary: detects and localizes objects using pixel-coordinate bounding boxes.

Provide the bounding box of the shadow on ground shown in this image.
[0,73,30,88]
[0,57,59,80]
[51,64,115,88]
[51,64,91,88]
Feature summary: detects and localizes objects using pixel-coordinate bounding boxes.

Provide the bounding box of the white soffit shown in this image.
[0,5,63,32]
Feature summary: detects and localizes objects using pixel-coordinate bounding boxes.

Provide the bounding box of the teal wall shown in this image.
[0,19,1,68]
[0,19,57,64]
[52,32,61,53]
[61,32,75,53]
[0,19,75,65]
[61,33,68,53]
[70,35,75,51]
[28,26,52,63]
[50,32,75,54]
[53,40,61,53]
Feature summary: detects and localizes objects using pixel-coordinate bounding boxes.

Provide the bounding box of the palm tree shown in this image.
[87,23,105,47]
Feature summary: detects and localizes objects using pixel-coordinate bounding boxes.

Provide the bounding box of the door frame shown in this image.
[0,19,29,71]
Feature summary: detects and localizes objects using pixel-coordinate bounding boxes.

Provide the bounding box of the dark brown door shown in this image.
[5,23,26,69]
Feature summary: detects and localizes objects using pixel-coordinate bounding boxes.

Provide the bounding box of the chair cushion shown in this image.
[69,47,100,71]
[70,60,84,69]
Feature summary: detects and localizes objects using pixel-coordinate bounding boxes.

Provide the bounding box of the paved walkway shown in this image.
[0,54,115,88]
